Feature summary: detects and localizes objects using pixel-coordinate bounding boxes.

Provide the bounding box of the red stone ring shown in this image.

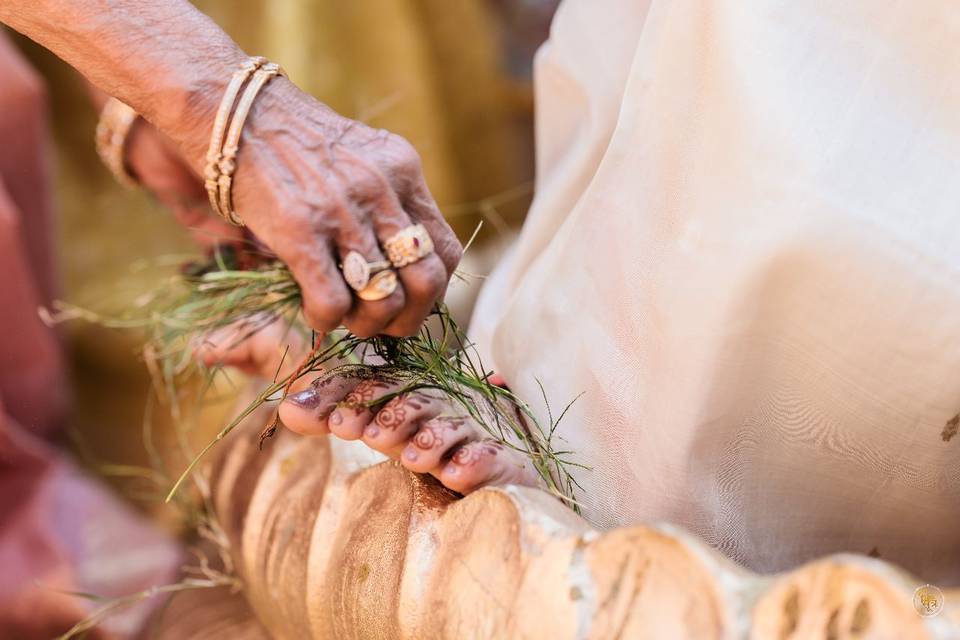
[383,224,435,269]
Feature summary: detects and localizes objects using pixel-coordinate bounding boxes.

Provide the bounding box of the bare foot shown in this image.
[195,318,541,495]
[279,375,541,494]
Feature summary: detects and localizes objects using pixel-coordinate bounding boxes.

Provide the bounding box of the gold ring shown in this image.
[383,224,434,269]
[356,269,398,301]
[341,250,392,291]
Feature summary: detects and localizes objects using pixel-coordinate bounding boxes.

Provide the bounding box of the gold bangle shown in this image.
[204,56,267,224]
[216,62,285,226]
[95,97,139,189]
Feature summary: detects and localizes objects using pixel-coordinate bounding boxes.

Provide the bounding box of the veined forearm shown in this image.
[0,0,246,169]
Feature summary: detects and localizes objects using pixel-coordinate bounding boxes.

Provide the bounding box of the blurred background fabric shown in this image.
[8,0,558,515]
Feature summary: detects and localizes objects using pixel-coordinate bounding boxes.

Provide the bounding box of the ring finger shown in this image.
[337,219,405,338]
[336,154,449,337]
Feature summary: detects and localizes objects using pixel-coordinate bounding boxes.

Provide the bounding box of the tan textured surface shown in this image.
[207,390,960,639]
[152,584,269,640]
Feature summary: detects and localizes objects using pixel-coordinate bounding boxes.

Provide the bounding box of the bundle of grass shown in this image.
[48,243,583,509]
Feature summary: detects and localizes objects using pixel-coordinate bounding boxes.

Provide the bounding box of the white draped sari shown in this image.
[470,0,960,584]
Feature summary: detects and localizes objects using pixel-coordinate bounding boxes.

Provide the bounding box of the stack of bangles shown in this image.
[95,55,436,302]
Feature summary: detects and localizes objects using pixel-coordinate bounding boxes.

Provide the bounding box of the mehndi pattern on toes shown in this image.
[279,370,543,495]
[280,374,359,436]
[402,416,470,472]
[362,392,443,456]
[439,440,541,494]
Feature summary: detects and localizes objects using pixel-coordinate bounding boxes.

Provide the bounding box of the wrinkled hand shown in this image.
[228,79,463,338]
[7,0,462,339]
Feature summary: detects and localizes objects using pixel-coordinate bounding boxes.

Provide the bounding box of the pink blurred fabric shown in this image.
[0,32,181,638]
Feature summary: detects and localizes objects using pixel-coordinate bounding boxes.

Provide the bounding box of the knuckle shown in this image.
[276,208,329,244]
[377,290,406,316]
[344,165,388,206]
[313,191,353,226]
[290,179,346,220]
[303,289,351,330]
[387,134,422,175]
[344,290,405,338]
[343,318,378,339]
[403,260,448,300]
[437,236,464,273]
[355,312,395,339]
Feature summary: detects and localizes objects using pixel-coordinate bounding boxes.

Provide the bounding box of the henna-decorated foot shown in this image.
[361,391,445,457]
[400,416,472,473]
[437,440,540,494]
[278,375,361,436]
[279,374,542,495]
[280,373,399,440]
[193,319,542,495]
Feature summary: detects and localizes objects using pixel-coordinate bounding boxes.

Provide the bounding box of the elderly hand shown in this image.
[127,77,463,338]
[1,0,462,338]
[225,78,462,338]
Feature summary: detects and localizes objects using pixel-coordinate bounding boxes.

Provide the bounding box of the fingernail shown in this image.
[444,464,458,476]
[287,388,320,409]
[329,410,343,426]
[403,449,418,462]
[364,425,380,438]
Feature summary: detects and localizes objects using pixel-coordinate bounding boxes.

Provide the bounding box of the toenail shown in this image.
[287,388,319,409]
[443,464,458,476]
[403,449,418,462]
[329,410,343,426]
[364,425,380,438]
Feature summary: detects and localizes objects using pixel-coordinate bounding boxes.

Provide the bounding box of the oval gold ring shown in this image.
[342,250,393,292]
[356,269,399,301]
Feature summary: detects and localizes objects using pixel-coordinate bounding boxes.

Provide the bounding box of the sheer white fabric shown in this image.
[470,0,960,583]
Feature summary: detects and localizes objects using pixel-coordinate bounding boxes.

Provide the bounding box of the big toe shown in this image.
[279,375,357,436]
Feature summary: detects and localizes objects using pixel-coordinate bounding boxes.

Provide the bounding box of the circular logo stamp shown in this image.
[914,584,944,617]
